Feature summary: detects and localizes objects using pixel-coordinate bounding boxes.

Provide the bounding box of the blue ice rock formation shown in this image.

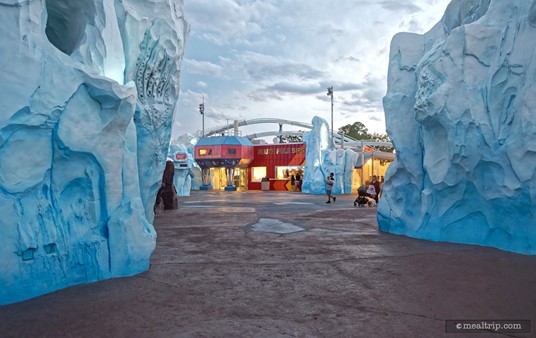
[379,0,536,254]
[302,116,359,195]
[168,143,194,196]
[169,133,202,193]
[0,0,188,305]
[302,117,332,194]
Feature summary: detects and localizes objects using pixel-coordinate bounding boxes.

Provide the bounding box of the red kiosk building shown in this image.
[194,136,254,191]
[194,137,306,191]
[194,136,393,192]
[247,143,305,191]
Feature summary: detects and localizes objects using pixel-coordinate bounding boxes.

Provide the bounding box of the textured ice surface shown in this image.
[379,0,536,254]
[169,134,201,195]
[302,117,358,195]
[169,143,192,196]
[0,0,188,304]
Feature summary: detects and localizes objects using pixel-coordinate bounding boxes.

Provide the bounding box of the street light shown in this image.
[327,86,334,149]
[199,96,205,137]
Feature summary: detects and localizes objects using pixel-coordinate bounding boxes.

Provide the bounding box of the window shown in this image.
[275,166,304,179]
[252,167,267,182]
[227,148,237,155]
[199,149,211,156]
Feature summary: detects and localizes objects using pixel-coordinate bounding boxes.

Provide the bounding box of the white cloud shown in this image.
[379,0,422,13]
[182,59,224,77]
[174,0,452,138]
[230,51,325,81]
[184,0,278,46]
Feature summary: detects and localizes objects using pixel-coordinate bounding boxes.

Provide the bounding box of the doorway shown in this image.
[211,168,227,191]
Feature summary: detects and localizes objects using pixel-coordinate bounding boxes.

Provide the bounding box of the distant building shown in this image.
[194,136,392,192]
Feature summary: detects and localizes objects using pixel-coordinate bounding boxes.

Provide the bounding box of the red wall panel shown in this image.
[248,144,306,190]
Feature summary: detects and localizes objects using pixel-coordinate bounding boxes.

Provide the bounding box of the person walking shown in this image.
[325,172,336,203]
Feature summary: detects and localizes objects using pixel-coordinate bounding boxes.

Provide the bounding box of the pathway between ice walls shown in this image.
[379,0,536,254]
[0,0,188,305]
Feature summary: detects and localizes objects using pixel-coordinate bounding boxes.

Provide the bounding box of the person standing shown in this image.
[366,180,377,204]
[372,175,381,204]
[325,172,336,203]
[295,172,301,192]
[379,176,385,199]
[290,174,296,191]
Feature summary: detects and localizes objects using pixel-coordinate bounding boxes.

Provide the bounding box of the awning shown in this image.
[354,153,373,168]
[372,151,396,161]
[354,151,395,168]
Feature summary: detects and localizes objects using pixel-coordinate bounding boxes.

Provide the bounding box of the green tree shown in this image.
[338,122,370,140]
[369,132,394,153]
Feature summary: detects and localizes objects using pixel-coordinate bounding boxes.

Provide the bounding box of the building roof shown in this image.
[354,153,373,168]
[354,151,395,168]
[196,136,253,146]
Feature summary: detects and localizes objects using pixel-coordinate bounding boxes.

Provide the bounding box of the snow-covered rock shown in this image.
[0,0,188,304]
[379,0,536,254]
[302,116,359,195]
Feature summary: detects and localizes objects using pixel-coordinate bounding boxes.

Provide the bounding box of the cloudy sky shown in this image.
[173,0,452,139]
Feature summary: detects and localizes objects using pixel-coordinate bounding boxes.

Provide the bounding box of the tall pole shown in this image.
[199,96,205,137]
[327,86,334,149]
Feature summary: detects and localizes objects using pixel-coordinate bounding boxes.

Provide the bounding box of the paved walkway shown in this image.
[1,191,535,337]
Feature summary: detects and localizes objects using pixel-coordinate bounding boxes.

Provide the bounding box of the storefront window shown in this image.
[252,167,267,182]
[275,166,304,179]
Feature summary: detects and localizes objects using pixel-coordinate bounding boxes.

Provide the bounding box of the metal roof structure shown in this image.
[200,118,393,150]
[196,135,253,146]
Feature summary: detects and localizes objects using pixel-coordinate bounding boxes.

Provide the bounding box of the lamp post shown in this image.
[199,96,205,137]
[327,86,334,149]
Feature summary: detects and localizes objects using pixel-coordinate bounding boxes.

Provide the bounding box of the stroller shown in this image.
[354,195,376,207]
[354,186,376,207]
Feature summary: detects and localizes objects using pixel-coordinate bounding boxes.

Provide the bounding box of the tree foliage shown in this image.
[369,132,394,153]
[338,122,394,152]
[338,122,369,140]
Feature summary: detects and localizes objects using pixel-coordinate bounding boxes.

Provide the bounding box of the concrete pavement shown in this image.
[1,191,535,337]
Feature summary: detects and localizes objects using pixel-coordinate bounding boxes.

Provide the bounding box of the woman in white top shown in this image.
[366,181,376,198]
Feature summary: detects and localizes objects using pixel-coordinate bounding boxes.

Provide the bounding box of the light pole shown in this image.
[199,96,205,137]
[327,86,334,149]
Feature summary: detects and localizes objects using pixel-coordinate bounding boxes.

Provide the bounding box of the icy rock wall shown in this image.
[170,134,202,193]
[379,0,536,254]
[302,117,358,195]
[0,0,188,305]
[169,143,192,196]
